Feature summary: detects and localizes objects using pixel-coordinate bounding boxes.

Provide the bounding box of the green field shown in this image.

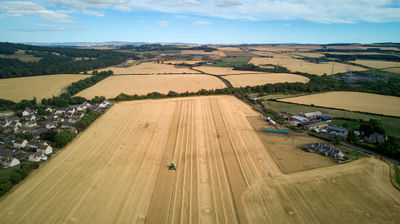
[331,119,361,129]
[264,100,400,136]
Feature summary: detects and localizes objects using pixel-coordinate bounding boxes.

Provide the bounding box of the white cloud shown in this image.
[10,24,84,32]
[113,5,132,12]
[192,21,211,25]
[0,1,72,23]
[82,9,104,17]
[158,20,169,26]
[9,0,400,24]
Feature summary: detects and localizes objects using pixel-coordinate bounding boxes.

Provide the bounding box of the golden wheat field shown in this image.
[165,60,203,65]
[193,66,261,75]
[280,91,400,116]
[249,57,366,75]
[352,60,400,69]
[0,74,91,102]
[181,49,226,57]
[97,62,199,74]
[0,95,398,224]
[384,67,400,74]
[224,73,309,87]
[76,74,226,99]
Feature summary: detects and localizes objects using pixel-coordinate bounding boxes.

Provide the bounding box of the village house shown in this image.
[1,156,20,168]
[28,152,47,162]
[77,102,91,111]
[27,140,40,149]
[37,143,53,155]
[99,100,111,109]
[22,107,35,117]
[46,122,57,129]
[364,133,386,144]
[13,139,28,149]
[45,107,53,113]
[54,108,65,115]
[24,120,37,128]
[307,143,344,159]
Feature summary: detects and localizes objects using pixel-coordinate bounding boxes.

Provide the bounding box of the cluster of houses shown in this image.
[305,143,349,163]
[0,100,112,168]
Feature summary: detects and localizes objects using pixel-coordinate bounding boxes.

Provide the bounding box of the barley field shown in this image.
[76,74,226,99]
[97,62,199,74]
[224,73,309,87]
[0,74,91,102]
[279,91,400,116]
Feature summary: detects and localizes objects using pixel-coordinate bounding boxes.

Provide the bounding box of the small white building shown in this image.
[37,144,53,155]
[28,152,43,162]
[24,121,37,128]
[13,139,28,149]
[46,122,56,129]
[1,157,20,167]
[22,107,34,117]
[0,111,14,117]
[99,100,111,108]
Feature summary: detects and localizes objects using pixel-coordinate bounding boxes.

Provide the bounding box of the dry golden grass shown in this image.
[249,57,366,75]
[224,73,309,87]
[247,116,334,173]
[193,66,261,75]
[97,62,199,74]
[0,74,91,102]
[181,49,226,56]
[289,52,325,58]
[280,91,400,116]
[1,95,399,224]
[165,60,203,65]
[353,60,400,69]
[76,74,226,98]
[216,47,243,51]
[248,45,322,52]
[384,67,400,74]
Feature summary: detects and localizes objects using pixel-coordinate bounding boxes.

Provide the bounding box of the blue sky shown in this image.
[0,0,399,44]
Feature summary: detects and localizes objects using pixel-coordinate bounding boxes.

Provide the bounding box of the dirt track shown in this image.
[0,96,399,224]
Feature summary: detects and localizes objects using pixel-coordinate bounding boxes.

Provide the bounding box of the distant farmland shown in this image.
[279,91,400,117]
[0,74,91,102]
[0,96,398,223]
[249,57,365,75]
[224,73,309,87]
[98,62,200,74]
[76,74,226,99]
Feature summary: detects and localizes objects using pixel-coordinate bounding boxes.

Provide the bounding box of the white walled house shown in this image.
[37,144,53,155]
[13,139,28,149]
[1,157,20,168]
[28,152,42,162]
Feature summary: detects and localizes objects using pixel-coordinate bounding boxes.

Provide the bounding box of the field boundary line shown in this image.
[146,101,182,224]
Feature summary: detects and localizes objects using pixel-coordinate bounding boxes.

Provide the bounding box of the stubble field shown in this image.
[223,73,310,87]
[97,62,199,74]
[0,74,91,102]
[279,91,400,117]
[352,60,400,69]
[76,74,226,99]
[0,95,399,224]
[193,66,261,75]
[249,57,366,75]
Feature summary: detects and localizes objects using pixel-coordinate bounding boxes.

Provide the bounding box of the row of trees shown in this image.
[74,111,102,132]
[0,43,136,78]
[0,163,39,196]
[233,63,290,73]
[325,53,400,62]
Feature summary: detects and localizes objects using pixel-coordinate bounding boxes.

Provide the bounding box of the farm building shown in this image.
[305,121,329,130]
[292,115,309,123]
[317,115,332,122]
[301,111,322,118]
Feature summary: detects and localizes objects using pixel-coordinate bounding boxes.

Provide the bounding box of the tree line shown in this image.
[0,42,137,78]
